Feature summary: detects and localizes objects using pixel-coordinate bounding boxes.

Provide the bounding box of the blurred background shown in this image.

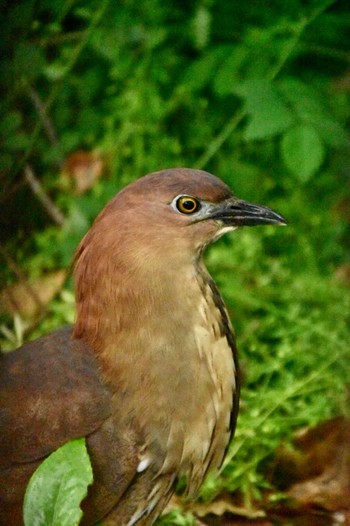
[1,0,349,523]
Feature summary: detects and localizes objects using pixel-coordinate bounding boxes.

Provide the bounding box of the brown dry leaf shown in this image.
[61,150,104,195]
[334,264,350,286]
[272,417,350,512]
[333,71,350,92]
[0,270,67,319]
[190,496,265,520]
[163,494,265,525]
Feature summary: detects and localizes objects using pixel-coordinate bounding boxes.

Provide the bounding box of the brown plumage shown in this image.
[0,168,286,525]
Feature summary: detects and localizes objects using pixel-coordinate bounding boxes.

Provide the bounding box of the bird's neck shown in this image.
[73,249,201,367]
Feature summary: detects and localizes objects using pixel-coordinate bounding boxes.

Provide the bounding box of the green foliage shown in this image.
[23,439,93,526]
[1,0,350,523]
[199,230,350,503]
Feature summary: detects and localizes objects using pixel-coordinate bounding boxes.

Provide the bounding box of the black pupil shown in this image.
[182,199,196,211]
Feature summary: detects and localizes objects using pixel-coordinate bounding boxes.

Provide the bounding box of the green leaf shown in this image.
[44,62,68,81]
[183,46,230,91]
[23,438,93,526]
[281,125,325,182]
[214,45,249,96]
[191,5,211,50]
[278,78,347,147]
[233,79,294,140]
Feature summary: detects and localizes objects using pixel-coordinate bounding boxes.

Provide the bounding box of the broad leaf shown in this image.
[23,438,93,526]
[281,125,325,182]
[183,46,231,91]
[279,78,348,147]
[233,79,294,140]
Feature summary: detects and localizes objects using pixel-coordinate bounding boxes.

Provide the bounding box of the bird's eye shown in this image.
[176,196,200,214]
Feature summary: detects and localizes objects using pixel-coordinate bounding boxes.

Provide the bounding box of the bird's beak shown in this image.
[209,198,287,227]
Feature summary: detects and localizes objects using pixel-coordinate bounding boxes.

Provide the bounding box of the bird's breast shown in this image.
[96,265,238,497]
[141,270,238,495]
[179,278,237,494]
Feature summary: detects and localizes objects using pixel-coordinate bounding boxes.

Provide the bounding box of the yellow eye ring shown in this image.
[176,196,200,214]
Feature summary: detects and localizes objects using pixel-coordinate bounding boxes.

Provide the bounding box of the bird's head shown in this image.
[82,168,286,258]
[73,168,286,344]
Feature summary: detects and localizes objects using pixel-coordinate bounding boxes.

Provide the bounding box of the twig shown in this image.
[13,0,110,177]
[38,31,85,47]
[195,109,246,170]
[27,85,63,163]
[24,165,66,226]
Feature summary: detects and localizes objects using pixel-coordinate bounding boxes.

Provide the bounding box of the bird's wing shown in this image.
[0,327,149,525]
[0,326,112,467]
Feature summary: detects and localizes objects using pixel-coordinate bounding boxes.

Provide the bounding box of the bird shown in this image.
[0,168,286,525]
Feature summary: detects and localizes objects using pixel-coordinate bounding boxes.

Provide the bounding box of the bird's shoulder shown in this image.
[0,326,112,467]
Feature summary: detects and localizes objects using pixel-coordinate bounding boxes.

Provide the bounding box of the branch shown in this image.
[24,165,66,226]
[27,85,62,163]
